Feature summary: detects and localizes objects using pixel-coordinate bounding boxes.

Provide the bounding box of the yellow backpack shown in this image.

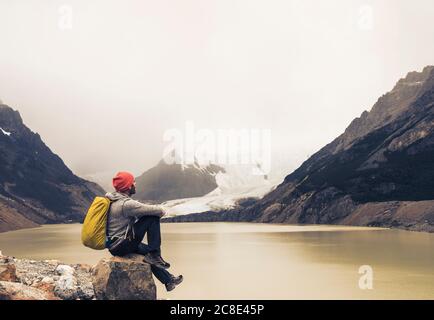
[81,197,111,250]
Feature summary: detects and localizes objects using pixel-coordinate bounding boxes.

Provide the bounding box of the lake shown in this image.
[0,222,433,300]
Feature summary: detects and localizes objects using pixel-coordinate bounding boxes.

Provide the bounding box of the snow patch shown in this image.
[0,127,12,136]
[179,161,220,175]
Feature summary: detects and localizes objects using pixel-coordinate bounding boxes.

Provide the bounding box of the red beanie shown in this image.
[113,171,135,192]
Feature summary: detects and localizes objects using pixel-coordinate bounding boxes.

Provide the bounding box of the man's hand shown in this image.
[159,205,169,218]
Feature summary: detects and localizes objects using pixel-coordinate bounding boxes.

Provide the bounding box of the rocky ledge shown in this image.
[0,251,156,300]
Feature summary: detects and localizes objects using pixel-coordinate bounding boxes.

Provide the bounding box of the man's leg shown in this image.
[133,216,162,254]
[136,242,152,256]
[133,216,170,269]
[136,241,173,285]
[150,265,173,285]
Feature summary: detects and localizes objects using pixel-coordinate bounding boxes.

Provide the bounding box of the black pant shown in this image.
[109,216,173,285]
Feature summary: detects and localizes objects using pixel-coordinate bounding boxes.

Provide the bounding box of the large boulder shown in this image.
[92,254,156,300]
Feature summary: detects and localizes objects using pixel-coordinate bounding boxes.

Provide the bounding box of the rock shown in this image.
[55,264,74,276]
[76,283,95,300]
[44,260,60,266]
[0,263,17,282]
[31,281,58,300]
[41,276,55,284]
[0,254,13,264]
[54,273,78,300]
[0,281,54,300]
[53,264,81,300]
[73,267,95,300]
[92,254,156,300]
[74,263,92,273]
[0,254,95,300]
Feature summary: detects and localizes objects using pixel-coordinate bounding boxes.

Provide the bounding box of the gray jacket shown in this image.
[106,192,165,240]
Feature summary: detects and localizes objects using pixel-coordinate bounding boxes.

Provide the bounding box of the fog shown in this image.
[0,0,433,184]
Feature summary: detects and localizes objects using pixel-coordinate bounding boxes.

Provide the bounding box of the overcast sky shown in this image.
[0,0,433,181]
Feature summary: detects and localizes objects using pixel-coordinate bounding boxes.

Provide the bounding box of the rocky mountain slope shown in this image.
[166,66,434,232]
[134,159,225,202]
[0,104,104,232]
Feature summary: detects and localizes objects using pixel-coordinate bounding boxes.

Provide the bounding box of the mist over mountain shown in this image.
[167,66,434,232]
[0,104,104,232]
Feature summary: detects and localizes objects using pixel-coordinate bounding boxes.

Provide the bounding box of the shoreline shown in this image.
[1,217,433,235]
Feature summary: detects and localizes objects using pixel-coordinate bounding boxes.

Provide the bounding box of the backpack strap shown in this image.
[104,197,114,248]
[120,198,135,241]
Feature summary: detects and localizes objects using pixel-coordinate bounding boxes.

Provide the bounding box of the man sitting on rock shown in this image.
[105,171,183,292]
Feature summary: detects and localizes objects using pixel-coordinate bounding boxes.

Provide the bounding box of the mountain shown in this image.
[0,104,105,232]
[166,66,434,232]
[134,159,225,202]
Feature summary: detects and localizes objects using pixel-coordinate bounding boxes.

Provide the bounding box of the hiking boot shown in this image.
[143,253,170,269]
[165,275,183,292]
[160,256,171,269]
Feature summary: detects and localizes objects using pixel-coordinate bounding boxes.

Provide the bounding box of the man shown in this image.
[105,171,183,292]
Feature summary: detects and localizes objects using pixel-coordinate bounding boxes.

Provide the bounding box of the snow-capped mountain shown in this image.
[134,159,225,202]
[0,103,105,232]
